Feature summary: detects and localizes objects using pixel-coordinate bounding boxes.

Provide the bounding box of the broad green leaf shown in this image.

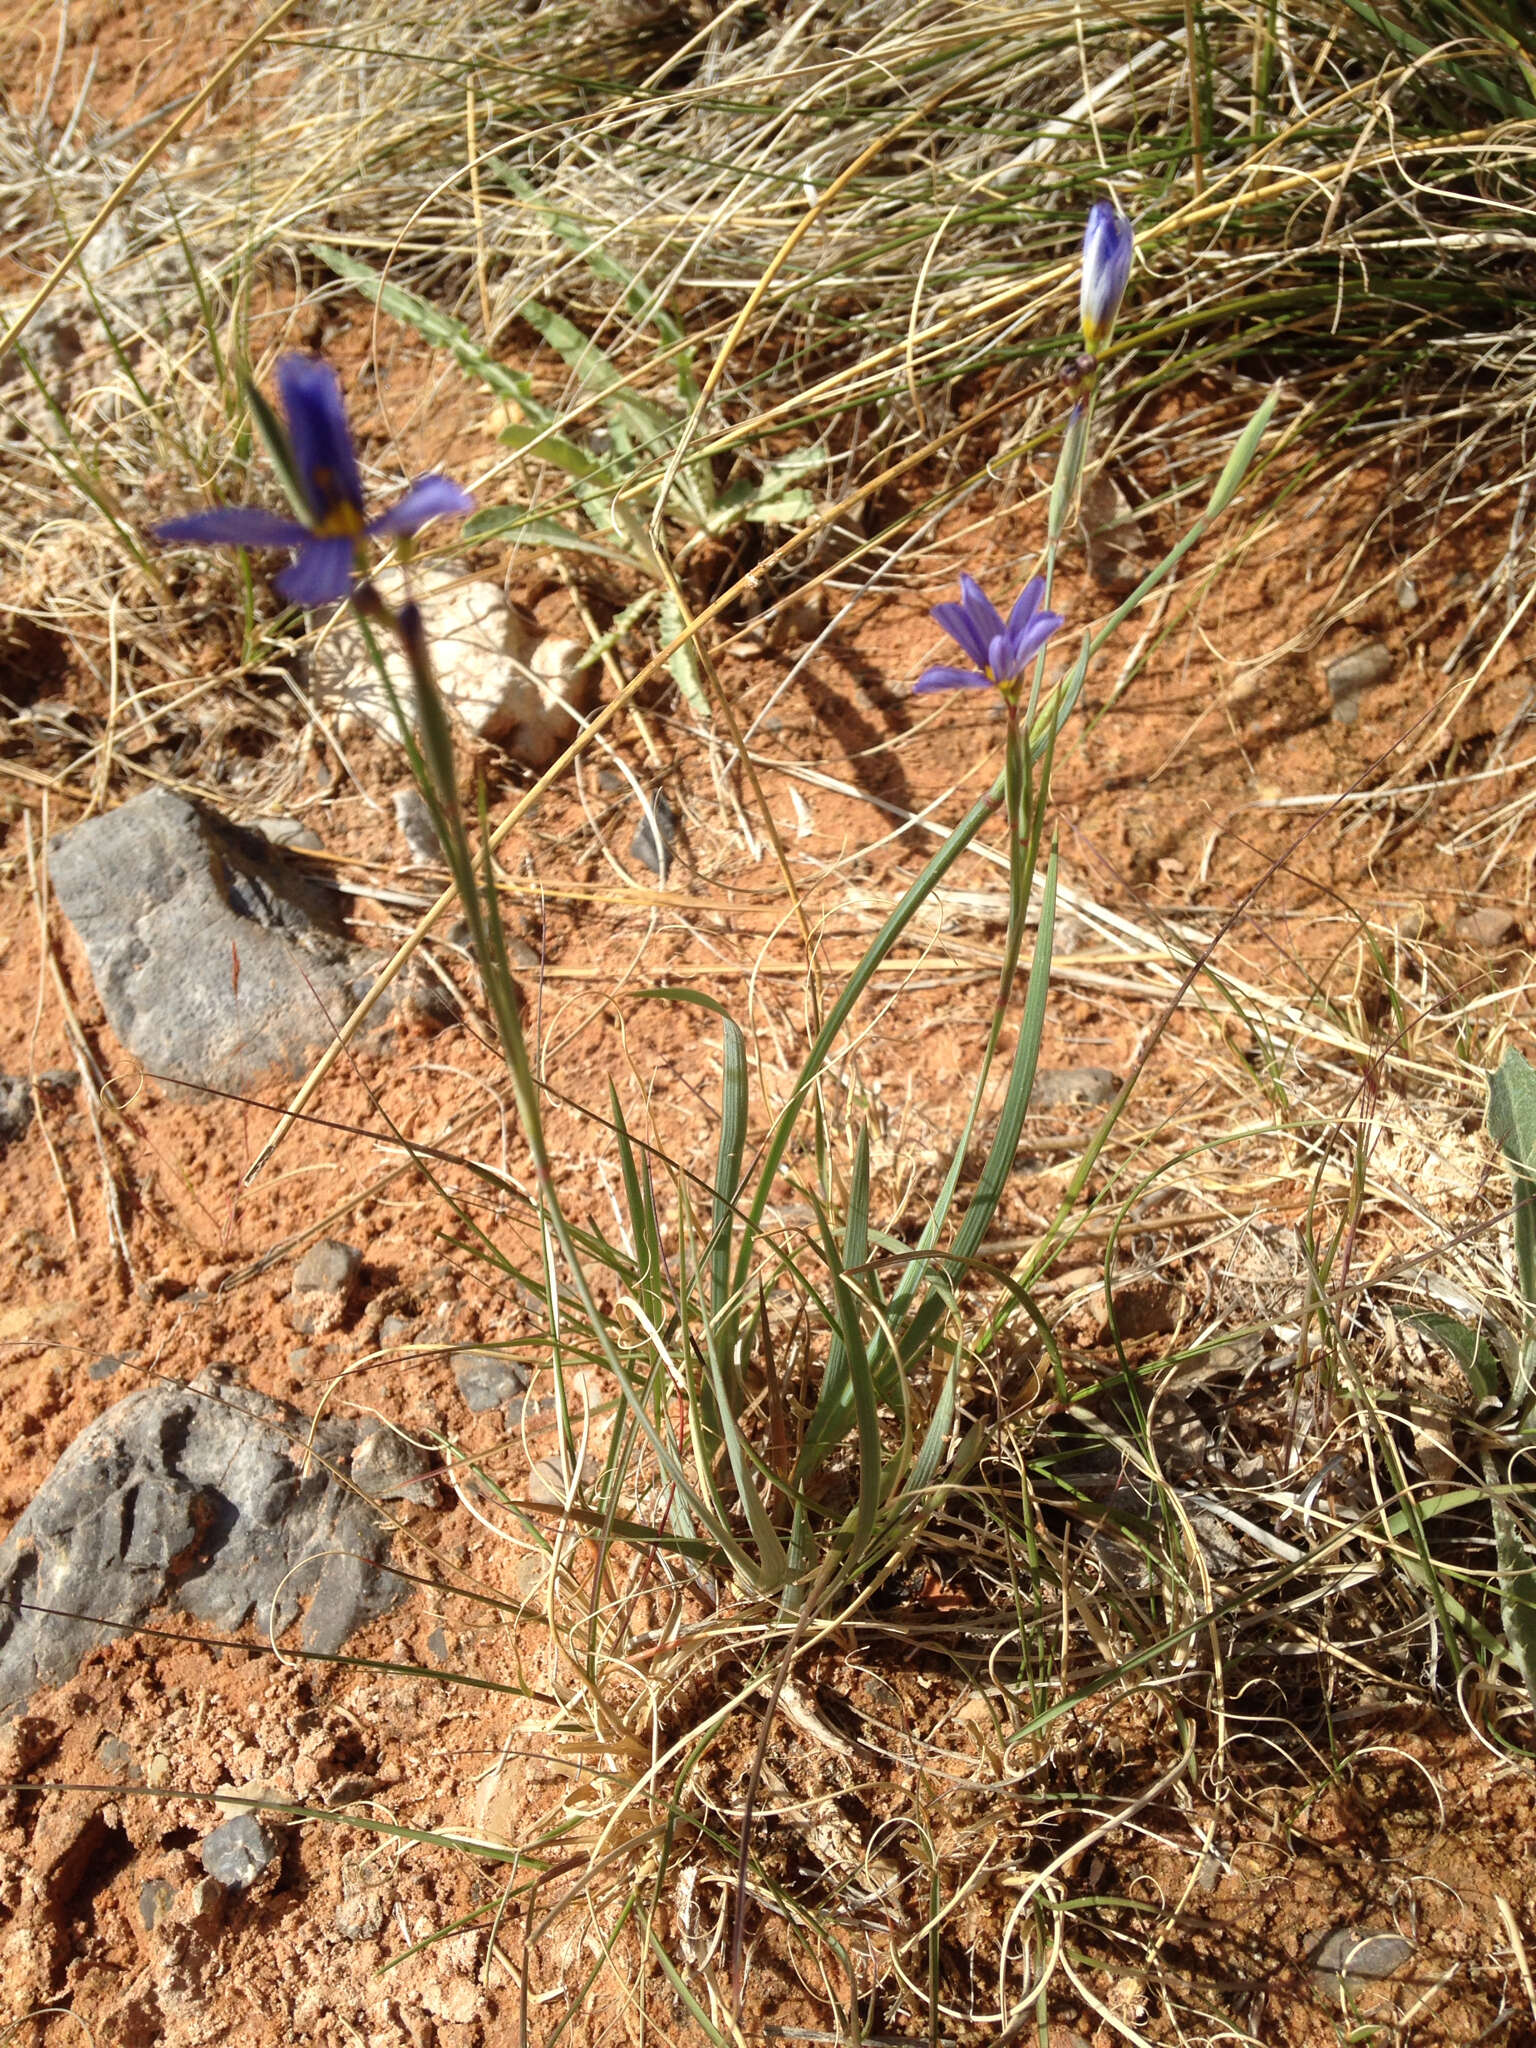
[1396,1307,1500,1406]
[659,590,709,717]
[484,158,698,398]
[494,419,607,482]
[1489,1048,1536,1353]
[514,294,628,400]
[741,488,815,526]
[311,243,551,423]
[463,504,636,564]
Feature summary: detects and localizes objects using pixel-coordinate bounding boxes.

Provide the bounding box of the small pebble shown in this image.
[392,786,442,865]
[1455,906,1520,949]
[1325,641,1394,722]
[199,1812,279,1891]
[452,1349,529,1413]
[1311,1927,1414,1989]
[251,815,324,853]
[630,788,677,877]
[1032,1066,1119,1110]
[0,1075,34,1144]
[88,1354,125,1381]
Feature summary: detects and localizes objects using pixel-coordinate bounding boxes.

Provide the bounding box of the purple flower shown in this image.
[915,574,1065,696]
[1080,200,1134,356]
[153,354,473,606]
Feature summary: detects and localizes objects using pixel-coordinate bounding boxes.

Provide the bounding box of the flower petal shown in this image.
[958,573,1006,650]
[931,601,993,671]
[1081,201,1135,353]
[277,354,364,524]
[274,536,358,607]
[1006,576,1046,638]
[1008,610,1066,672]
[367,473,476,538]
[153,507,309,549]
[914,664,993,693]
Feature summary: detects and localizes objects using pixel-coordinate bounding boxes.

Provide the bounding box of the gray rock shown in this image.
[0,1371,407,1721]
[392,786,442,865]
[1311,1927,1413,1990]
[1032,1066,1119,1110]
[631,788,677,877]
[350,1427,435,1504]
[1455,906,1520,949]
[139,1877,177,1930]
[335,1887,388,1941]
[529,1455,599,1506]
[289,1238,361,1335]
[1325,641,1394,723]
[452,1350,528,1413]
[88,1354,125,1382]
[0,1075,34,1143]
[200,1812,278,1891]
[251,815,323,854]
[47,788,392,1096]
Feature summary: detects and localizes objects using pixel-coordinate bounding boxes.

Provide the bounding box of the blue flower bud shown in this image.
[1080,201,1134,356]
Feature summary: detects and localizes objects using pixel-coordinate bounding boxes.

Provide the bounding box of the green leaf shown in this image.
[239,365,309,525]
[515,294,629,402]
[493,419,606,482]
[483,158,698,397]
[1488,1048,1536,1353]
[706,478,815,532]
[462,505,636,564]
[659,590,709,717]
[310,243,551,423]
[1396,1307,1501,1406]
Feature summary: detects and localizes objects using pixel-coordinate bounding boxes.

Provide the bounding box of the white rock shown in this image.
[311,565,594,769]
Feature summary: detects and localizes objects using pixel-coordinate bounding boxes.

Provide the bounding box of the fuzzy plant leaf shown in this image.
[1488,1047,1536,1375]
[462,504,635,564]
[311,244,549,420]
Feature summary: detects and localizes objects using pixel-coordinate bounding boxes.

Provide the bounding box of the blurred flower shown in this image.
[915,574,1064,696]
[1079,200,1134,356]
[153,354,473,606]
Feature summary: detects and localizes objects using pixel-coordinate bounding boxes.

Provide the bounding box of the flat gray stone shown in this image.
[288,1239,361,1335]
[1455,906,1520,949]
[251,816,323,854]
[200,1812,278,1891]
[350,1427,435,1505]
[1311,1927,1413,1990]
[1032,1066,1119,1109]
[47,788,392,1095]
[452,1350,528,1413]
[0,1371,407,1721]
[1326,642,1393,722]
[0,1075,34,1143]
[630,788,676,877]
